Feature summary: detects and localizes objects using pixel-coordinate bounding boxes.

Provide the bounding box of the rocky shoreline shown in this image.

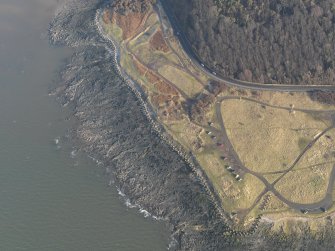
[49,0,335,250]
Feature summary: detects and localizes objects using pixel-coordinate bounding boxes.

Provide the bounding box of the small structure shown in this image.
[289,104,295,114]
[300,209,308,214]
[225,165,233,171]
[320,207,327,213]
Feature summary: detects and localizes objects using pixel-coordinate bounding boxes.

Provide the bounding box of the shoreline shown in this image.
[49,0,335,250]
[94,6,232,228]
[50,1,234,250]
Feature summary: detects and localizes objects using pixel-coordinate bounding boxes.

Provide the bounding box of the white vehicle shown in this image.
[201,63,205,67]
[212,71,217,75]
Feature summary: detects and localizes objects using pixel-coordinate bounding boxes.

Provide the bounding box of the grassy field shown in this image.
[260,91,335,111]
[197,151,266,211]
[220,98,329,173]
[275,166,332,204]
[165,119,203,151]
[102,20,123,43]
[292,128,335,169]
[263,193,289,212]
[274,129,335,204]
[158,65,203,97]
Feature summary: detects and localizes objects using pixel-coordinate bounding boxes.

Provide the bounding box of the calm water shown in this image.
[0,0,168,250]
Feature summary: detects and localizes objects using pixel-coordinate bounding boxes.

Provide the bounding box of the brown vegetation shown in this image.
[133,58,161,83]
[133,58,179,96]
[190,81,229,122]
[132,53,182,118]
[151,93,183,120]
[149,30,170,53]
[155,81,179,96]
[113,12,146,39]
[102,9,112,24]
[190,94,215,122]
[107,0,153,39]
[309,91,335,105]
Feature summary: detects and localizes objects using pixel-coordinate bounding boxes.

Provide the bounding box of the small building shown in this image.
[300,209,308,214]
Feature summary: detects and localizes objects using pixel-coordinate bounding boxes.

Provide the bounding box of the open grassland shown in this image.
[197,151,265,211]
[275,165,333,204]
[292,128,335,169]
[275,129,335,204]
[263,193,289,212]
[221,98,330,173]
[261,91,335,111]
[165,119,203,151]
[102,21,123,43]
[158,65,203,97]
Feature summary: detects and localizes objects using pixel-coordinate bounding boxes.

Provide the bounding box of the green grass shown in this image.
[102,21,123,43]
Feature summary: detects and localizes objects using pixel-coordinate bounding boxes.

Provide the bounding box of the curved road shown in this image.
[158,1,335,92]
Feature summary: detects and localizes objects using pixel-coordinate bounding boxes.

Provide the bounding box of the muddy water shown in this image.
[0,0,168,250]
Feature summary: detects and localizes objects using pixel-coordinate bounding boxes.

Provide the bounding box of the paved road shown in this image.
[159,1,335,92]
